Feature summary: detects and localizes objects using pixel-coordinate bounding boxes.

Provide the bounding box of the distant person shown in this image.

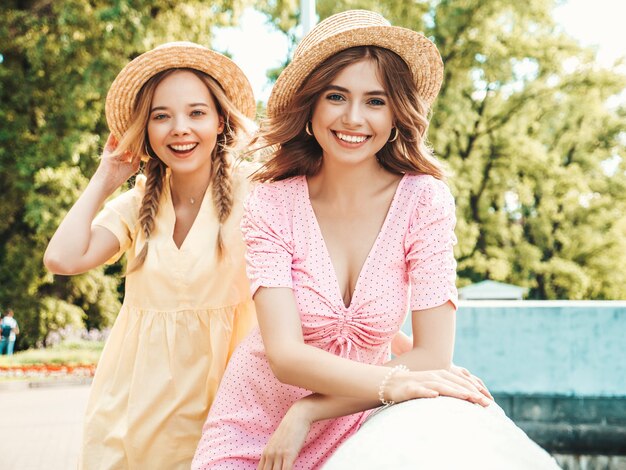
[44,42,257,469]
[0,309,19,355]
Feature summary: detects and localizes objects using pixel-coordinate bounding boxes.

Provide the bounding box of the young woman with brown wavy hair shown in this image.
[254,45,443,182]
[193,11,560,470]
[44,42,257,470]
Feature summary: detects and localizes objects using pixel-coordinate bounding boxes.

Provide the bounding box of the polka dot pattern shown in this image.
[192,174,458,469]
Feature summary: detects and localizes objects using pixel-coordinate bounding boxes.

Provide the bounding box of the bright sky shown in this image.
[554,0,626,68]
[213,1,626,103]
[212,9,289,102]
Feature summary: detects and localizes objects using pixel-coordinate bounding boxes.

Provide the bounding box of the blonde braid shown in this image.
[126,157,167,274]
[211,138,233,259]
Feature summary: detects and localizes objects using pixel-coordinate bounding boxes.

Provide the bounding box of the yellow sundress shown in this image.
[79,164,256,469]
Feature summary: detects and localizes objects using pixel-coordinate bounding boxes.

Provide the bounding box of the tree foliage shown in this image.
[0,0,251,347]
[260,0,626,299]
[2,1,625,351]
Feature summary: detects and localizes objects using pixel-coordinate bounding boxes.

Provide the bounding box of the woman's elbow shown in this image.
[43,249,62,273]
[43,250,81,275]
[265,349,298,384]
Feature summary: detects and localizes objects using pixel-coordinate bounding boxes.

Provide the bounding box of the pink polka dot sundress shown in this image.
[192,173,458,469]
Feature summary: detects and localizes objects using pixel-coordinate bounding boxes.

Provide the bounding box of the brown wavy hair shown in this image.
[253,46,444,182]
[111,68,252,273]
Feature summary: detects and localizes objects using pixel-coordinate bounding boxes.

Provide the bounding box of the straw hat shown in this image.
[267,10,444,119]
[106,42,255,140]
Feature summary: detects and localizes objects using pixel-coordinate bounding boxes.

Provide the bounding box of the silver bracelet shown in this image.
[378,364,409,406]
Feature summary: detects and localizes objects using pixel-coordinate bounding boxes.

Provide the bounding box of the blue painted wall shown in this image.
[401,301,626,396]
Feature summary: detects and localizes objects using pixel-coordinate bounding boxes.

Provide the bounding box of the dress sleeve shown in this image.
[405,178,458,311]
[92,183,141,264]
[241,183,294,297]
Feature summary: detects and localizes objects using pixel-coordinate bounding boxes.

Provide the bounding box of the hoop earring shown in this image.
[388,127,399,143]
[305,121,313,136]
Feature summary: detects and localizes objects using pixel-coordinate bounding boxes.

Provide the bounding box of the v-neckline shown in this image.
[165,176,210,251]
[303,174,406,310]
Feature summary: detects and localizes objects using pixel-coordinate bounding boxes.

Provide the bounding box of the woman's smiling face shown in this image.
[147,70,224,176]
[310,59,394,167]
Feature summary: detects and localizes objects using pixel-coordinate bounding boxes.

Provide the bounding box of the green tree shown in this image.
[260,0,626,299]
[0,0,251,347]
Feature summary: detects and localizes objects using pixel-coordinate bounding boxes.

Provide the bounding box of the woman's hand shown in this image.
[385,367,493,407]
[258,401,313,470]
[449,364,493,400]
[43,133,138,275]
[93,133,141,194]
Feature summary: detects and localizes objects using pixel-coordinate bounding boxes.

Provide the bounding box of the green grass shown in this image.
[0,340,104,366]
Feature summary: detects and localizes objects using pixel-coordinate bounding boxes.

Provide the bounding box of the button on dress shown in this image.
[80,165,257,470]
[192,174,458,469]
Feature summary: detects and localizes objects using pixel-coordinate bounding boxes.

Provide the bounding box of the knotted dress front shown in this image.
[192,173,458,469]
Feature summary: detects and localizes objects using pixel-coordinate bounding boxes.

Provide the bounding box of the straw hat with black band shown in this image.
[266,10,444,119]
[106,41,256,142]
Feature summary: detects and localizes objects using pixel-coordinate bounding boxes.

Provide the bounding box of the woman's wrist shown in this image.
[289,396,321,424]
[89,168,121,198]
[379,365,410,405]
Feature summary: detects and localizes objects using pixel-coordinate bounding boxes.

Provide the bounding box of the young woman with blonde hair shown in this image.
[45,42,257,469]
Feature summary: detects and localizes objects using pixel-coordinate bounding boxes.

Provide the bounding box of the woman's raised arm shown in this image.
[44,134,139,275]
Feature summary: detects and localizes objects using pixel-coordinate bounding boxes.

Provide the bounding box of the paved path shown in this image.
[1,383,90,470]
